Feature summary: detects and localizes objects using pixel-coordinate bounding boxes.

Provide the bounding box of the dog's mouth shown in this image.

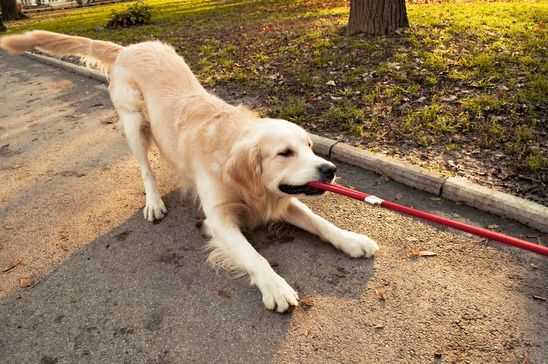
[279,183,325,196]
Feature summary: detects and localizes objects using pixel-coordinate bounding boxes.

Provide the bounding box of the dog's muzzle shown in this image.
[279,163,336,195]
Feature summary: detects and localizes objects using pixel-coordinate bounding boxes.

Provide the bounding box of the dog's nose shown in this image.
[318,164,337,182]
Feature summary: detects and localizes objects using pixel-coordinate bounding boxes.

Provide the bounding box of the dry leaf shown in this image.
[2,258,22,273]
[409,249,420,257]
[19,276,33,288]
[532,295,546,302]
[487,224,500,230]
[217,289,231,299]
[375,288,386,301]
[374,324,384,329]
[300,296,314,310]
[409,250,437,257]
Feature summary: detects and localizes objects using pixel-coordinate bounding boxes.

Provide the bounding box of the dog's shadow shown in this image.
[1,190,375,363]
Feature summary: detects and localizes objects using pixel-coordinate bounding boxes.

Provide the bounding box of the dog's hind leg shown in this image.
[110,74,167,222]
[120,110,167,222]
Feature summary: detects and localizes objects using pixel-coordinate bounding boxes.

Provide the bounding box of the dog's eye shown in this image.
[277,148,294,157]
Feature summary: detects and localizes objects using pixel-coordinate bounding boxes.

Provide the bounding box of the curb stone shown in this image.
[22,52,548,233]
[330,142,445,195]
[24,52,108,83]
[310,134,337,157]
[443,177,548,232]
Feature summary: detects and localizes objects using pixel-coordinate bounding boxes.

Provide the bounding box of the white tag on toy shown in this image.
[364,195,383,205]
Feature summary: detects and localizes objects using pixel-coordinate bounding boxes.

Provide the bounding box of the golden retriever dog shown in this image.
[1,31,379,312]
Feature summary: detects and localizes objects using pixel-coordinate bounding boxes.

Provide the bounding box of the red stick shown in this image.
[308,181,548,256]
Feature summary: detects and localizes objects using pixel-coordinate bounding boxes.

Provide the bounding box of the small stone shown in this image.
[19,276,33,288]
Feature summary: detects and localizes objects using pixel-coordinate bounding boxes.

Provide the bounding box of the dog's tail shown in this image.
[0,30,122,70]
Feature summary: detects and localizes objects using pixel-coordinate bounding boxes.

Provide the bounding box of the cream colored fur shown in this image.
[0,31,379,313]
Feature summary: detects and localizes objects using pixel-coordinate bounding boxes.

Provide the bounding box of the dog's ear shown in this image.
[224,141,263,196]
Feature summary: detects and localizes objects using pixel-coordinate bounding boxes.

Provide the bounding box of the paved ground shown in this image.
[0,52,547,364]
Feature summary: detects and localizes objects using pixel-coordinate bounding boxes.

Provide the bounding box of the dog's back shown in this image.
[113,41,207,111]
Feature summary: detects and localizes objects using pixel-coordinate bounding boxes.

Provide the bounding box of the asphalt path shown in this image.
[1,51,546,364]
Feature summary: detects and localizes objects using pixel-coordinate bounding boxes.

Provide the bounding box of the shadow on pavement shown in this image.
[0,189,376,364]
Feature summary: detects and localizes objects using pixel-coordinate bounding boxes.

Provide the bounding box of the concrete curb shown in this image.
[442,177,548,233]
[23,52,548,233]
[24,52,108,83]
[310,134,445,195]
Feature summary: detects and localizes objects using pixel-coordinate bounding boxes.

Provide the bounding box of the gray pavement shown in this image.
[0,51,547,364]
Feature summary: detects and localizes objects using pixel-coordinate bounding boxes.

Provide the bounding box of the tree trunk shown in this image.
[0,18,6,32]
[1,0,24,21]
[348,0,409,36]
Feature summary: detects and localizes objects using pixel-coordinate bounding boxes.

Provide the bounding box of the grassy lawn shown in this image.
[5,0,548,203]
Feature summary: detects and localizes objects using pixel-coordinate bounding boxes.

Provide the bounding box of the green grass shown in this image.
[5,0,548,182]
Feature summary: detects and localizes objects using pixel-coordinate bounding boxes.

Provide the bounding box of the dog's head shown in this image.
[225,118,336,198]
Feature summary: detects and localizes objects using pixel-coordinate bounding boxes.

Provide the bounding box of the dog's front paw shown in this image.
[143,196,167,222]
[335,230,379,258]
[255,272,299,313]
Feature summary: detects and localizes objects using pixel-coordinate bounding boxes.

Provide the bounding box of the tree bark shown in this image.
[348,0,409,36]
[1,0,24,21]
[0,18,6,32]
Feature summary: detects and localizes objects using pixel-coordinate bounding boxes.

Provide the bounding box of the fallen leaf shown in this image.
[487,224,500,230]
[374,324,384,329]
[375,288,386,301]
[218,289,231,299]
[326,80,336,86]
[2,258,22,273]
[409,250,437,257]
[300,296,314,310]
[441,95,457,102]
[58,171,86,178]
[532,295,546,302]
[19,276,34,288]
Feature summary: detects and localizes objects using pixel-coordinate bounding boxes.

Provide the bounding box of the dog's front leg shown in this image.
[205,216,299,312]
[283,198,379,258]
